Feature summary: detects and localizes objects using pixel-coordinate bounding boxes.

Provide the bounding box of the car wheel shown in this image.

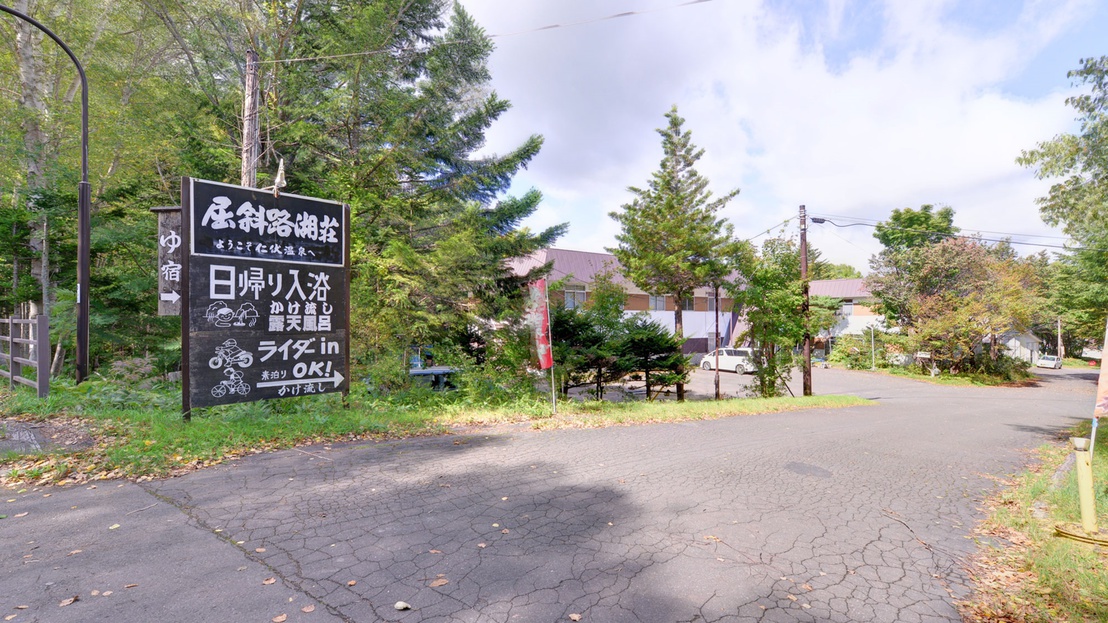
[702,360,712,371]
[735,364,744,374]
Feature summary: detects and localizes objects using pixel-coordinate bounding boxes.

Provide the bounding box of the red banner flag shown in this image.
[526,279,553,370]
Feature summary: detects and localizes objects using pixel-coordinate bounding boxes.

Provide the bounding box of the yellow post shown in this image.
[1073,437,1098,534]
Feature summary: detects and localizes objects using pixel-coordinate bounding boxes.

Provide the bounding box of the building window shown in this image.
[565,285,587,310]
[648,295,666,311]
[681,297,694,311]
[840,300,853,316]
[707,296,716,312]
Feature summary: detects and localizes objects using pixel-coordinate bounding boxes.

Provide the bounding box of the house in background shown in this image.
[809,278,885,355]
[509,248,741,353]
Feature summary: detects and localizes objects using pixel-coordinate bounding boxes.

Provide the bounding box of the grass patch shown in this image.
[1062,357,1101,370]
[879,366,1031,387]
[961,420,1108,622]
[0,380,871,485]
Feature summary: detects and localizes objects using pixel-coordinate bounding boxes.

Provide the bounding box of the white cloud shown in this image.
[461,0,1096,271]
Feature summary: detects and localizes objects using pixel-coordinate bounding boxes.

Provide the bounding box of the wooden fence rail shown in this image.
[0,315,50,398]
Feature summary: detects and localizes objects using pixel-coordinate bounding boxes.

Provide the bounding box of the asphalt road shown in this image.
[1,367,1098,623]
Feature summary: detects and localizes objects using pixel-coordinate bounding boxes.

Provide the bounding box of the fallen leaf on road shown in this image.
[59,596,79,607]
[263,578,276,585]
[124,584,138,589]
[429,578,449,587]
[108,524,120,530]
[255,548,266,553]
[5,614,16,621]
[90,590,99,596]
[501,529,509,534]
[801,604,812,609]
[787,595,797,602]
[569,614,582,621]
[272,615,287,623]
[477,543,487,548]
[14,513,27,518]
[15,606,27,610]
[394,602,411,611]
[501,497,508,501]
[819,571,827,576]
[703,535,721,542]
[102,592,112,597]
[800,583,812,591]
[429,549,442,554]
[68,550,82,556]
[301,605,315,613]
[347,580,357,586]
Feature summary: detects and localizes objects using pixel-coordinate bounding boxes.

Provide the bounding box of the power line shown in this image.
[809,216,1108,253]
[258,0,722,65]
[809,211,1073,242]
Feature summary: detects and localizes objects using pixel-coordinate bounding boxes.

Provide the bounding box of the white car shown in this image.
[1036,355,1063,369]
[701,348,757,374]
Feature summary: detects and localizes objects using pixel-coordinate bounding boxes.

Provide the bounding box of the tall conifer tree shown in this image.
[608,106,739,400]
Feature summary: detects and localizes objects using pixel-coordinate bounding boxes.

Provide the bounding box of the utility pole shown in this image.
[1058,317,1065,359]
[800,205,812,396]
[714,285,721,400]
[241,49,260,188]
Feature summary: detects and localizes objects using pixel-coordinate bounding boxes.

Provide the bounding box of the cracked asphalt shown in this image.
[1,366,1097,622]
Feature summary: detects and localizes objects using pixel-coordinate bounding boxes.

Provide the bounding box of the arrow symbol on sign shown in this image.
[160,291,181,303]
[257,371,345,389]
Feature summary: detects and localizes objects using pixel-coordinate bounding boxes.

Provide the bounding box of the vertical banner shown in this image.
[1091,319,1108,454]
[526,279,553,370]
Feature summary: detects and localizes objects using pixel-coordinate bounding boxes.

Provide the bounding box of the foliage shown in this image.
[608,105,741,400]
[873,204,959,251]
[1018,56,1108,345]
[811,262,862,280]
[616,315,688,401]
[0,1,566,381]
[868,236,1047,374]
[549,271,629,399]
[729,237,839,397]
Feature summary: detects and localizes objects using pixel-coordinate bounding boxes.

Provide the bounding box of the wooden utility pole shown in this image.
[800,204,812,396]
[241,49,260,188]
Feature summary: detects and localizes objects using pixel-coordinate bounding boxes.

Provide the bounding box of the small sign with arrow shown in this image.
[152,207,183,316]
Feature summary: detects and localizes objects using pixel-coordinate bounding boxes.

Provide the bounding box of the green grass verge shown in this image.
[1062,357,1101,370]
[878,366,1032,387]
[0,380,871,485]
[961,419,1108,622]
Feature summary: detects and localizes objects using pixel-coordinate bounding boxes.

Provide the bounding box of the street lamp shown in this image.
[0,4,90,383]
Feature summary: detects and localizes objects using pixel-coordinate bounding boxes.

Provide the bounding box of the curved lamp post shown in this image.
[0,4,90,383]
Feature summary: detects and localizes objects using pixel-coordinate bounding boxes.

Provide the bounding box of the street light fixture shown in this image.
[0,4,90,383]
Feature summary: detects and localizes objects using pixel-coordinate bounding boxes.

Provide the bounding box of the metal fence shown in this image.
[0,315,50,398]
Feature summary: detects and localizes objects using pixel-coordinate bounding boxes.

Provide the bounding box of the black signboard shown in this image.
[182,178,349,412]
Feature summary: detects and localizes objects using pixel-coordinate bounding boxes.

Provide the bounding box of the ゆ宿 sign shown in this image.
[181,178,350,414]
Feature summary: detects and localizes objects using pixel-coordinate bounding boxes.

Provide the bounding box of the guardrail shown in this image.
[1,315,50,398]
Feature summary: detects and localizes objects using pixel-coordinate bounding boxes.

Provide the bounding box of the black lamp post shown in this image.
[1,4,90,383]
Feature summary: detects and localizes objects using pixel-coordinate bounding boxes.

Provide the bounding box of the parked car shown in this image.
[1036,355,1063,369]
[700,347,757,374]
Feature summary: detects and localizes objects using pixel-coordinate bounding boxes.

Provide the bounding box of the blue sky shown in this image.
[460,0,1107,271]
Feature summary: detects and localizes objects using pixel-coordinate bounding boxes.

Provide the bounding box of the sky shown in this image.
[457,0,1108,274]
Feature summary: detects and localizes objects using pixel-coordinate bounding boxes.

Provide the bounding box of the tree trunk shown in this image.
[51,342,65,377]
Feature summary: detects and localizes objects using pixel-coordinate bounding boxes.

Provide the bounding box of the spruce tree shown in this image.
[608,106,740,400]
